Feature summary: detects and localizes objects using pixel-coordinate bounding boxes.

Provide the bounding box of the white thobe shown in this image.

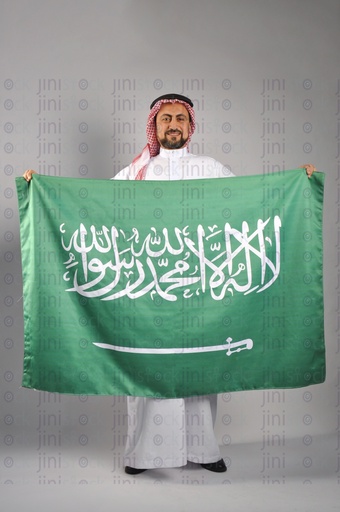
[114,147,234,469]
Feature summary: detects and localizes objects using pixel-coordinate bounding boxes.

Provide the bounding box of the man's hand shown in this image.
[301,164,316,178]
[23,169,37,182]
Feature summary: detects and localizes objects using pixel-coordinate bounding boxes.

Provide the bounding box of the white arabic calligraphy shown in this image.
[60,217,281,301]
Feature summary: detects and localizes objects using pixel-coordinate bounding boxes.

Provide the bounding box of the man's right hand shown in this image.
[23,169,37,182]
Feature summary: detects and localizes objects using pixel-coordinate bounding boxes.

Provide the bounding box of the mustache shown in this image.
[166,129,182,135]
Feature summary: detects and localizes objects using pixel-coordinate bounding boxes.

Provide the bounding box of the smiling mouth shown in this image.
[166,130,181,136]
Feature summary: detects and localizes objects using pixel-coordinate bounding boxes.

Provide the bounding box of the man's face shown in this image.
[155,103,190,149]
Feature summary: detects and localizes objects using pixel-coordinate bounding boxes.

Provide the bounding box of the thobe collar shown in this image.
[159,147,189,159]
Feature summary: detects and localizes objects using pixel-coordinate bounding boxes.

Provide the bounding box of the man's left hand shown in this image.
[301,164,317,178]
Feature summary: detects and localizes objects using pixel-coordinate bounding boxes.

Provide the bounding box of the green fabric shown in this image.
[16,170,325,397]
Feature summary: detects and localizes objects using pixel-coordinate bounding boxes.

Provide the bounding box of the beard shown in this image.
[159,130,188,149]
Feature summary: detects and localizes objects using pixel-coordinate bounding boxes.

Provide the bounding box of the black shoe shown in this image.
[124,466,147,475]
[201,459,227,473]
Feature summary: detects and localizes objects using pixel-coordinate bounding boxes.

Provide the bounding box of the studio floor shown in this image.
[2,433,338,512]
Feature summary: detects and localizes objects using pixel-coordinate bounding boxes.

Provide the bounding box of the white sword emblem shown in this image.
[93,336,253,356]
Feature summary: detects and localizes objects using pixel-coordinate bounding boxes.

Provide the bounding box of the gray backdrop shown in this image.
[1,0,339,508]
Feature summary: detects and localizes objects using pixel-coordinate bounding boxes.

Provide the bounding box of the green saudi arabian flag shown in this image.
[16,170,325,397]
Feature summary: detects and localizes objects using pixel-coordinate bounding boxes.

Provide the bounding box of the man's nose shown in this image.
[169,118,179,129]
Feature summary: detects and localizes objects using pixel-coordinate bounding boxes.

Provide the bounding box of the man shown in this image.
[23,93,316,475]
[114,93,234,475]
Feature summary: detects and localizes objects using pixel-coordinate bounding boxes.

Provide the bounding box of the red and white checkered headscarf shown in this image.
[132,96,196,180]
